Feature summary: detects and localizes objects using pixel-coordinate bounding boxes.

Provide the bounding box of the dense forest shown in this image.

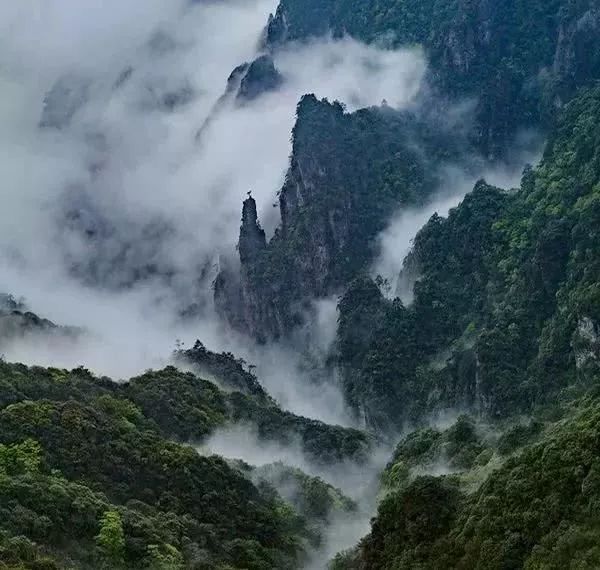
[1,0,600,569]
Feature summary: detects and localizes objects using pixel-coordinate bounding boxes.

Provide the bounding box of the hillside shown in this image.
[0,357,369,569]
[1,1,600,569]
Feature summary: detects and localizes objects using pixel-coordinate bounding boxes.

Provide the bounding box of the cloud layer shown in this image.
[0,0,426,390]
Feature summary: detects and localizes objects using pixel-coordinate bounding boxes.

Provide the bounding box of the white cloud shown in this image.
[0,1,426,394]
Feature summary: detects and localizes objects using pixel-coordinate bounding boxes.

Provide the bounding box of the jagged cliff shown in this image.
[215,94,472,342]
[214,0,600,344]
[336,85,600,432]
[264,0,600,158]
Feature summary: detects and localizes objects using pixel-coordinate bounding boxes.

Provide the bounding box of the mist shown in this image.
[0,3,562,569]
[202,424,392,567]
[0,0,426,387]
[373,146,543,302]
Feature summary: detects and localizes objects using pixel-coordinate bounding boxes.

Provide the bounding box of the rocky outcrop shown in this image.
[263,0,333,47]
[261,0,600,158]
[553,4,600,104]
[215,95,472,342]
[237,55,283,101]
[219,55,283,105]
[238,195,266,263]
[573,317,600,377]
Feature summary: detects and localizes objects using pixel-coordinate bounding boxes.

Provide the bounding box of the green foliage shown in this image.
[96,510,125,564]
[146,544,184,570]
[0,361,328,569]
[123,366,229,441]
[382,416,491,495]
[268,0,600,155]
[497,421,543,456]
[254,462,356,524]
[174,340,268,398]
[0,440,41,476]
[339,396,600,568]
[231,94,472,341]
[337,85,600,432]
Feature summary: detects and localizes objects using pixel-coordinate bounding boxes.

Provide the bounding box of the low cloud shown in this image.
[373,147,543,302]
[0,1,427,406]
[202,424,391,567]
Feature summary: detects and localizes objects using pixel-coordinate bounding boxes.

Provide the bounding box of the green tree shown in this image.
[0,439,42,475]
[147,544,184,570]
[96,510,125,565]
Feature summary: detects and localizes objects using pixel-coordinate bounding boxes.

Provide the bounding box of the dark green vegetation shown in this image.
[219,0,600,342]
[253,462,356,524]
[174,340,268,398]
[0,356,371,569]
[327,78,600,570]
[332,396,600,569]
[266,0,600,157]
[337,85,600,433]
[175,344,374,464]
[216,94,474,341]
[7,1,600,568]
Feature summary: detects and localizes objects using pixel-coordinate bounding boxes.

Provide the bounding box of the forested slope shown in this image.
[266,0,600,156]
[332,396,600,569]
[336,84,600,432]
[0,357,368,569]
[2,1,600,569]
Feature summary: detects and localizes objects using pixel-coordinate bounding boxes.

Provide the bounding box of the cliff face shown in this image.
[215,95,470,342]
[553,4,600,103]
[237,55,283,101]
[335,85,600,433]
[263,0,600,158]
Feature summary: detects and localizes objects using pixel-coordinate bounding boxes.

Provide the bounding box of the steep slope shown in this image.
[215,94,472,342]
[0,365,306,569]
[336,84,600,432]
[0,357,372,569]
[332,395,600,569]
[265,0,600,158]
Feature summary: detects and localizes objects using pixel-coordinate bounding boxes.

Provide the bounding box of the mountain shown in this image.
[332,397,600,569]
[0,353,371,569]
[3,1,600,569]
[215,94,475,342]
[264,0,600,158]
[336,84,600,433]
[0,294,81,346]
[216,0,600,345]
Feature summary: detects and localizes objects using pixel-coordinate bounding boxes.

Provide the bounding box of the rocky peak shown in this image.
[239,195,266,264]
[214,96,471,342]
[237,55,283,101]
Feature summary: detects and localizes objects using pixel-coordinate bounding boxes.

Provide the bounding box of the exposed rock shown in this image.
[261,0,600,158]
[197,55,282,143]
[263,0,333,47]
[239,195,267,262]
[215,95,472,342]
[237,55,283,102]
[553,5,600,103]
[573,317,600,376]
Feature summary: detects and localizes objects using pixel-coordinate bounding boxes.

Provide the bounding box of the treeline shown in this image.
[0,354,368,569]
